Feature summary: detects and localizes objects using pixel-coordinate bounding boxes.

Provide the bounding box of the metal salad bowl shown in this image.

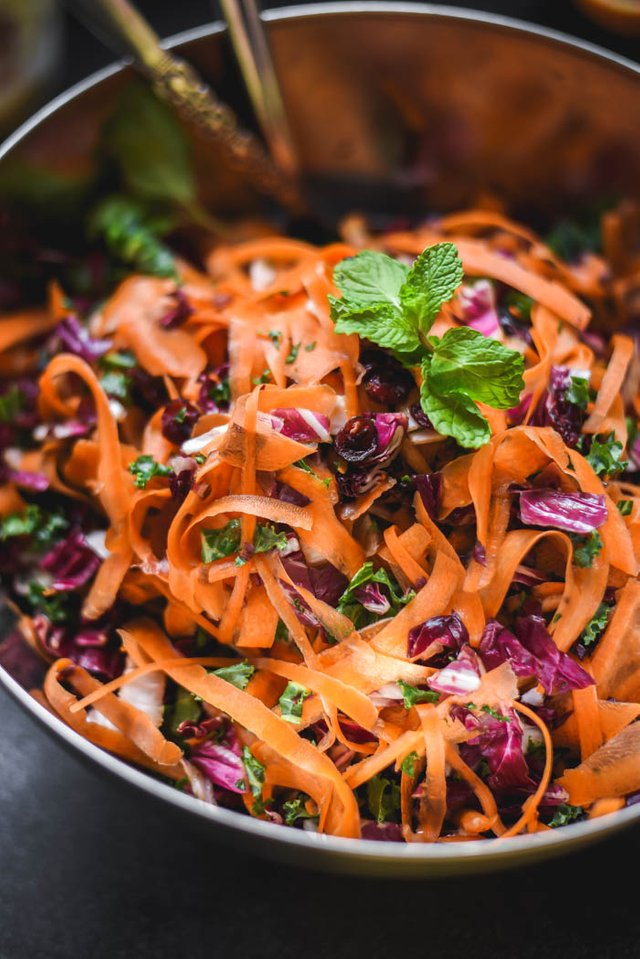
[1,3,639,877]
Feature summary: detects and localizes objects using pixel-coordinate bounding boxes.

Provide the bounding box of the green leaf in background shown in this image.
[89,195,178,278]
[103,82,196,206]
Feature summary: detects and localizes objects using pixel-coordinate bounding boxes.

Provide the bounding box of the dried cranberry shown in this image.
[361,351,414,406]
[161,399,199,445]
[169,457,197,500]
[159,288,193,328]
[334,415,378,463]
[409,403,434,429]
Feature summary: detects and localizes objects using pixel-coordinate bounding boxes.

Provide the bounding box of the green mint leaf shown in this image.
[90,195,177,278]
[397,680,440,709]
[582,431,628,479]
[399,241,463,334]
[366,774,401,824]
[332,250,408,307]
[104,83,195,206]
[579,602,611,648]
[401,751,420,777]
[201,519,241,563]
[420,365,491,449]
[429,327,525,409]
[0,384,24,423]
[212,660,255,691]
[267,330,282,347]
[330,297,420,353]
[548,803,583,828]
[128,454,172,489]
[618,499,634,517]
[546,211,601,261]
[305,342,317,352]
[570,530,603,568]
[278,681,311,724]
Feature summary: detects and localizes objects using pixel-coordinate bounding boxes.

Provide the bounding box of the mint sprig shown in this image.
[330,243,524,449]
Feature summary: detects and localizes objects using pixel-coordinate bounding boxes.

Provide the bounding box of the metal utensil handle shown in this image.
[219,0,299,176]
[73,0,304,212]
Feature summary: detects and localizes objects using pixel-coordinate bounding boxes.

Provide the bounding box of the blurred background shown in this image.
[1,0,639,139]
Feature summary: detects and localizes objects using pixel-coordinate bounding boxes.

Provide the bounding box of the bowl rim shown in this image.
[1,1,640,868]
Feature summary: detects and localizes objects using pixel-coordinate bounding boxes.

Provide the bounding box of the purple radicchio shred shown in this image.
[158,288,193,328]
[458,280,500,337]
[353,582,391,616]
[270,408,330,444]
[479,616,593,696]
[189,737,245,794]
[427,645,482,696]
[270,480,311,507]
[514,613,594,695]
[519,488,607,535]
[55,315,112,363]
[39,528,101,590]
[169,456,197,501]
[360,349,415,407]
[37,615,124,681]
[472,542,487,565]
[360,821,404,842]
[528,366,586,448]
[161,399,199,446]
[414,472,441,521]
[1,468,49,491]
[198,364,230,413]
[459,707,533,793]
[507,393,532,428]
[281,550,347,611]
[177,715,227,739]
[408,611,469,660]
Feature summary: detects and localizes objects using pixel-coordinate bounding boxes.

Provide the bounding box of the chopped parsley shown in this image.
[397,680,440,709]
[128,454,172,489]
[278,681,311,724]
[570,530,603,568]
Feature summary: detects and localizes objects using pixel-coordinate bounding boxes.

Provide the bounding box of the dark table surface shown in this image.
[2,3,640,957]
